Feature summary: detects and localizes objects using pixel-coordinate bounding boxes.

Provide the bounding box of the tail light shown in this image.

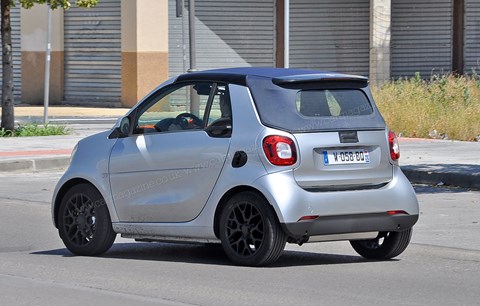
[388,131,400,161]
[263,135,297,166]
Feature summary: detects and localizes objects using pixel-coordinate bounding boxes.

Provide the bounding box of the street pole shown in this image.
[43,4,52,125]
[188,0,199,115]
[188,0,196,71]
[284,0,289,68]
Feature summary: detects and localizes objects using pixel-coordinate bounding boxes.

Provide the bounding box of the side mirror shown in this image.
[109,116,131,139]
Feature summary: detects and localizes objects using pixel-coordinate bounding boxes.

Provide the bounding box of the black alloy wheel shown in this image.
[350,228,413,260]
[219,191,286,266]
[58,183,116,256]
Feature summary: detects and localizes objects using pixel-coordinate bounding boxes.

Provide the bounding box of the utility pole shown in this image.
[188,0,199,115]
[43,4,52,124]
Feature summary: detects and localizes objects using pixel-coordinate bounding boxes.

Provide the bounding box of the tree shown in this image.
[1,0,98,131]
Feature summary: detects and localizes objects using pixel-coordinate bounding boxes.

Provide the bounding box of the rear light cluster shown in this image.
[388,131,400,161]
[262,135,297,166]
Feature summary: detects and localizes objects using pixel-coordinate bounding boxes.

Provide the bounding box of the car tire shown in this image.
[350,228,413,260]
[58,183,116,256]
[219,191,286,266]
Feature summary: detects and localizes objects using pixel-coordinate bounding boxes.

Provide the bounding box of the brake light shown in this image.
[263,135,297,166]
[388,131,400,161]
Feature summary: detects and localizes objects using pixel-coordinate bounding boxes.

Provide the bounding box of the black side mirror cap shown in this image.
[109,116,131,139]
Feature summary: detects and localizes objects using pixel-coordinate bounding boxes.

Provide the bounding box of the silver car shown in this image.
[52,68,419,266]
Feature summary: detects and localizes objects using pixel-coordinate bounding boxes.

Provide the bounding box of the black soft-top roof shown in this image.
[176,68,381,133]
[175,67,368,85]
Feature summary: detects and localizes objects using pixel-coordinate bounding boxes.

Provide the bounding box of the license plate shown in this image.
[323,149,370,165]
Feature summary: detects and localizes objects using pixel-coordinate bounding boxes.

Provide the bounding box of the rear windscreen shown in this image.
[296,89,373,117]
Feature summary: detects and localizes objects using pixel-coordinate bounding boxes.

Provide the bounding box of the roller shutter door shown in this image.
[169,0,276,77]
[465,0,480,74]
[0,5,21,101]
[289,0,370,76]
[391,0,453,79]
[64,0,121,105]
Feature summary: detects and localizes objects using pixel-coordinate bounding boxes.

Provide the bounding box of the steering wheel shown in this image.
[172,112,203,130]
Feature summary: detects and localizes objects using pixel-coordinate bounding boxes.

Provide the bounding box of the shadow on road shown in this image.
[31,242,375,268]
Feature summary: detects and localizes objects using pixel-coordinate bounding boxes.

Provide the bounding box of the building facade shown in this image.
[2,0,480,107]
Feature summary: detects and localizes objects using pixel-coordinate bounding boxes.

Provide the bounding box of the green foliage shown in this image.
[16,0,98,9]
[373,73,480,141]
[0,123,69,137]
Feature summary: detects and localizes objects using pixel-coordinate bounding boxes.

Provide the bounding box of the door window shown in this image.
[134,82,231,135]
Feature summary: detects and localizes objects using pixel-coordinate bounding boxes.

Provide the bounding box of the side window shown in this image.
[206,84,231,126]
[135,82,213,134]
[204,84,232,138]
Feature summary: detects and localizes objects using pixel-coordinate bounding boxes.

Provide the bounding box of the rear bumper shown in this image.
[252,166,419,237]
[282,213,418,240]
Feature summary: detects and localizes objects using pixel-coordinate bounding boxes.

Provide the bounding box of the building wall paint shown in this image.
[21,5,64,104]
[121,51,168,107]
[21,51,64,104]
[121,0,169,107]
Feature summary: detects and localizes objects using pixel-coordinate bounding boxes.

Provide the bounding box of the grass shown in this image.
[0,123,69,137]
[372,73,480,141]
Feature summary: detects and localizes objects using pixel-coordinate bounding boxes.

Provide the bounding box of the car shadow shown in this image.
[31,242,385,268]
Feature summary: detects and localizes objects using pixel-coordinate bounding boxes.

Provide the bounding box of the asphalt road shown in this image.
[0,171,479,306]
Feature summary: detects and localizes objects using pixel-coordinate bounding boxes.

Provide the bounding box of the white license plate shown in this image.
[323,149,370,165]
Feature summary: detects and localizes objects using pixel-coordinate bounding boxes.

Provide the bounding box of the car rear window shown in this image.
[296,89,373,117]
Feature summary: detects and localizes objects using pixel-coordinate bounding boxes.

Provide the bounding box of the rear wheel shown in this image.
[58,183,116,256]
[350,228,413,260]
[219,192,286,266]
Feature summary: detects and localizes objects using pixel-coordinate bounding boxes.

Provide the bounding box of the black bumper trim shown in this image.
[282,213,419,239]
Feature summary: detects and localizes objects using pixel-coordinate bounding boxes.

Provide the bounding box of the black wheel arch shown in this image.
[53,178,105,228]
[213,185,282,239]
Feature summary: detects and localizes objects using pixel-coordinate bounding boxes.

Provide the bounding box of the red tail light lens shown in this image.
[263,135,297,166]
[388,131,400,161]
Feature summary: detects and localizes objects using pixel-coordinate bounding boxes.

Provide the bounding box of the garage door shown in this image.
[63,0,121,105]
[289,0,370,76]
[0,5,21,101]
[465,0,480,74]
[169,0,276,77]
[391,0,453,79]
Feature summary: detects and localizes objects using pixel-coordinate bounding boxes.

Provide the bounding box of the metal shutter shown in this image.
[289,0,370,76]
[391,0,453,79]
[0,5,21,101]
[465,0,480,74]
[63,0,121,105]
[169,0,276,77]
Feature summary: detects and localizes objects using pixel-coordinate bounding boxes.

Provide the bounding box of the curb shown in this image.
[401,166,480,190]
[0,156,70,173]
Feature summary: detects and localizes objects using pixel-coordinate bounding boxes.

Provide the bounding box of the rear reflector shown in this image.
[298,215,319,221]
[387,210,408,215]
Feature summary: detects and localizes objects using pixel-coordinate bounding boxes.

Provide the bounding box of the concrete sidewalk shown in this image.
[1,106,479,189]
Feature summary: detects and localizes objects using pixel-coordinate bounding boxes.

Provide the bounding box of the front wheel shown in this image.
[219,192,286,266]
[350,228,413,260]
[58,183,116,256]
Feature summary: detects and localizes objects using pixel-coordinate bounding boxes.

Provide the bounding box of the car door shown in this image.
[109,82,232,223]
